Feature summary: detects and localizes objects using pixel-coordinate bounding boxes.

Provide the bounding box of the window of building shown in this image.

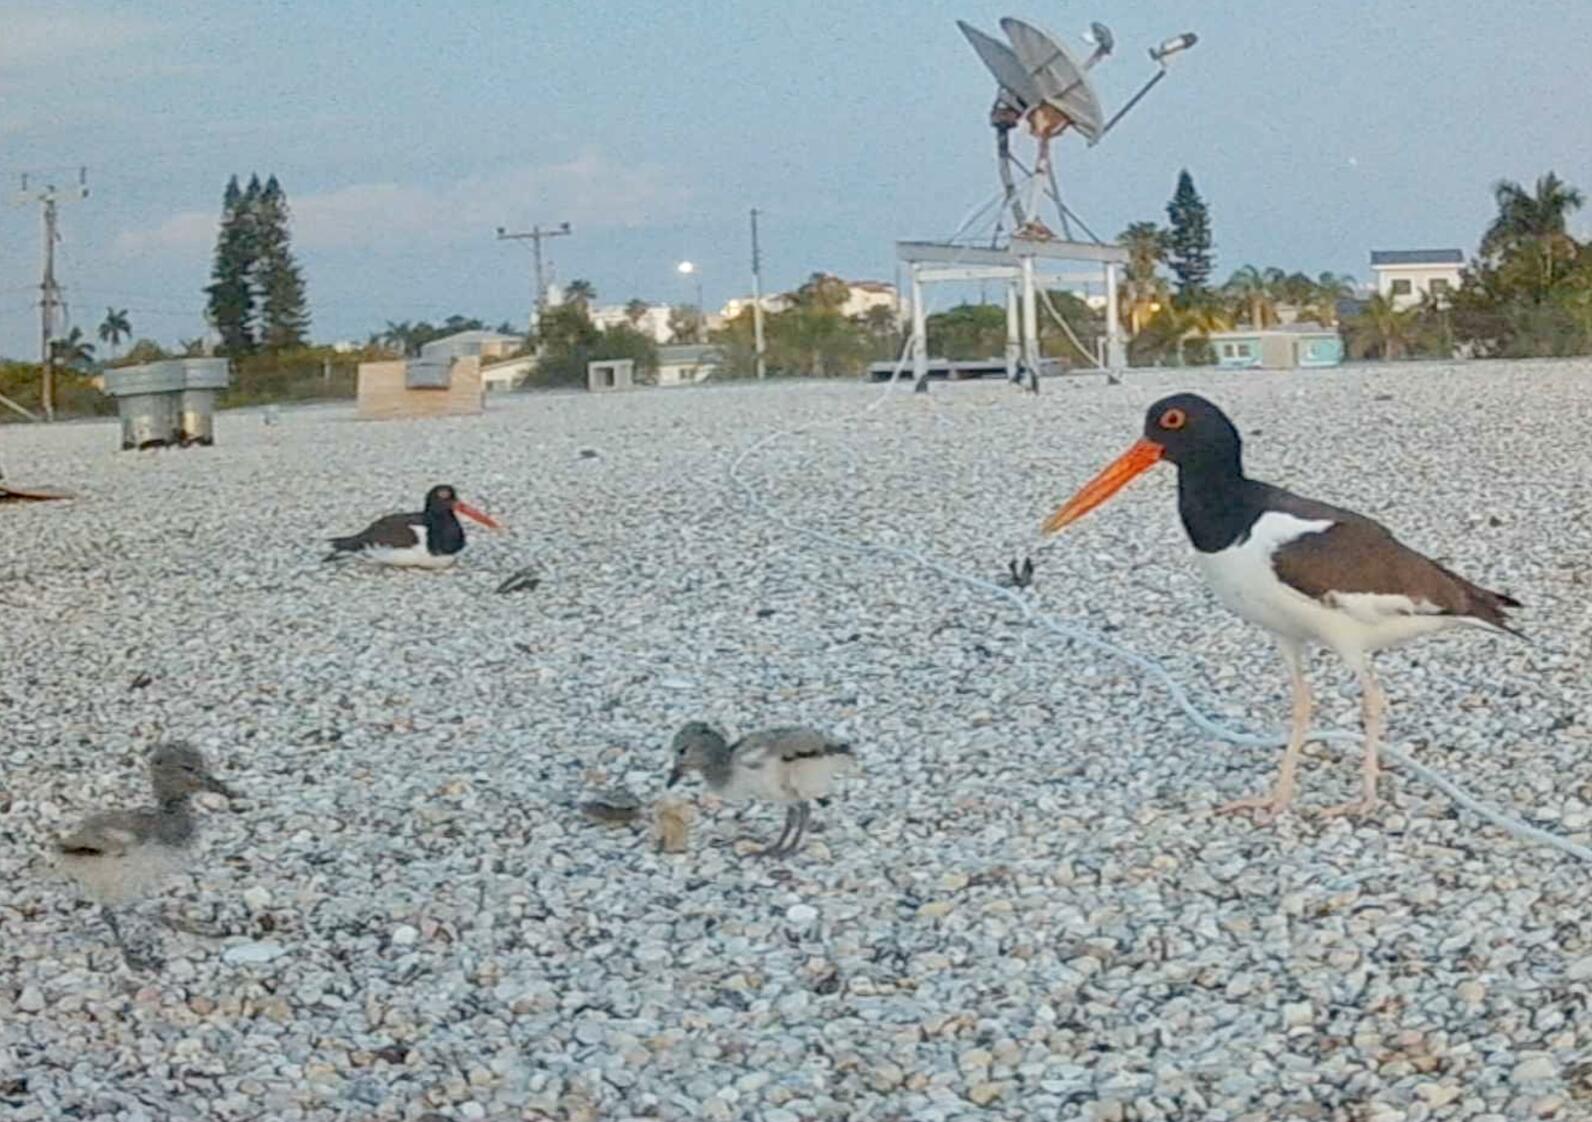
[1221,343,1235,357]
[1390,279,1412,296]
[1429,278,1451,296]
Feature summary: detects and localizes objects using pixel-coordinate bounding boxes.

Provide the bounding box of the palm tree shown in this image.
[49,327,96,369]
[1118,222,1172,335]
[1224,265,1279,328]
[1346,293,1416,360]
[1482,173,1585,298]
[179,337,207,357]
[565,279,597,311]
[624,298,649,326]
[1309,272,1356,326]
[97,307,131,360]
[382,320,416,356]
[1482,172,1584,258]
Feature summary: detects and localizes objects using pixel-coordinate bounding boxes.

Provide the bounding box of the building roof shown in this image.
[1369,249,1464,266]
[658,344,723,365]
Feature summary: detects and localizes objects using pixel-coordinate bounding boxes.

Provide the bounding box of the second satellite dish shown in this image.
[999,17,1105,142]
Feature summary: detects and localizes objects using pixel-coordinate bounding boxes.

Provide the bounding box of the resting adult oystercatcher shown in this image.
[325,484,502,569]
[1041,393,1521,820]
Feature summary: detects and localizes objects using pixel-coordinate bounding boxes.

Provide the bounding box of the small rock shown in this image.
[241,886,272,911]
[17,986,44,1013]
[1513,1056,1556,1084]
[786,904,818,927]
[968,1081,1006,1106]
[221,942,286,966]
[391,925,419,947]
[1566,955,1592,981]
[1283,1001,1314,1028]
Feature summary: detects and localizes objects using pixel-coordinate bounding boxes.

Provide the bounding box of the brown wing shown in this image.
[735,728,853,764]
[1265,485,1521,631]
[330,512,422,552]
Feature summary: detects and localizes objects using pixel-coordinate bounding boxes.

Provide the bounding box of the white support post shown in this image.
[1004,280,1021,383]
[1020,252,1040,391]
[911,266,929,393]
[1104,260,1126,370]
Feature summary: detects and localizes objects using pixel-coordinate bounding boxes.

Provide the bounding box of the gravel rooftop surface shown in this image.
[2,360,1591,1122]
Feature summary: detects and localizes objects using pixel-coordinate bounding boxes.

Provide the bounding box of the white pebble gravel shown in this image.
[2,361,1591,1120]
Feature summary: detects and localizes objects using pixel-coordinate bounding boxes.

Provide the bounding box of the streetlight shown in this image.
[675,260,706,342]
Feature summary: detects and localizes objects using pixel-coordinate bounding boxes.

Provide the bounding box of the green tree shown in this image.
[122,338,169,364]
[97,307,131,359]
[49,327,96,369]
[1346,293,1416,360]
[1223,265,1279,328]
[1481,172,1584,260]
[564,279,596,311]
[205,175,258,354]
[1308,272,1355,326]
[1119,221,1172,334]
[528,302,658,386]
[624,298,650,325]
[792,272,851,311]
[925,303,1007,360]
[1165,170,1214,297]
[668,304,703,343]
[255,175,310,349]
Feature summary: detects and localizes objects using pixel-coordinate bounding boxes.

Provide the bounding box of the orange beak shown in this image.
[454,501,503,530]
[1041,438,1164,535]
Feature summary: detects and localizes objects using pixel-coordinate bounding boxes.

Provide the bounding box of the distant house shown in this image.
[419,329,523,362]
[480,356,534,393]
[1208,323,1343,370]
[1370,249,1463,310]
[590,303,674,344]
[657,344,723,387]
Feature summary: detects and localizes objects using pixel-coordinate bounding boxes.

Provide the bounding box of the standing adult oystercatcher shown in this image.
[325,484,502,569]
[1041,393,1521,820]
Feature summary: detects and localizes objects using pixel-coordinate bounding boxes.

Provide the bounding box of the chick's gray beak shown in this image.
[204,774,237,798]
[666,766,683,789]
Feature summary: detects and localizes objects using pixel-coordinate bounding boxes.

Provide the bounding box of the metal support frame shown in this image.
[896,238,1127,393]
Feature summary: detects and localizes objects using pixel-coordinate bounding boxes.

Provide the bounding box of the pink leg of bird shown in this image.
[1218,640,1311,823]
[1320,668,1384,818]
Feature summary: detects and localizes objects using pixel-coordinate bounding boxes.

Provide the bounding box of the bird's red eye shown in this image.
[1159,408,1187,431]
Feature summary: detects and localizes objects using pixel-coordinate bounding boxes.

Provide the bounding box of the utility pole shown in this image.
[496,222,570,343]
[750,208,767,379]
[13,168,89,421]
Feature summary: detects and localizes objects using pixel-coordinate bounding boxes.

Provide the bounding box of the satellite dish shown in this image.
[999,17,1106,141]
[957,20,1041,113]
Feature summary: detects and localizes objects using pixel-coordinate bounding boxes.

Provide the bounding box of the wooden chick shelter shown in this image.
[356,355,484,421]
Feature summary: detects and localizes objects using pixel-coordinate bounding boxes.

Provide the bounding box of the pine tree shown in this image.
[254,175,310,349]
[1165,170,1214,298]
[204,175,257,354]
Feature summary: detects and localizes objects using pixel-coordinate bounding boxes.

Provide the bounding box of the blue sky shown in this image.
[2,0,1590,357]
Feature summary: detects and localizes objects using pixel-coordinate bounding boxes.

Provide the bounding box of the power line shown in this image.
[12,167,89,421]
[495,222,570,338]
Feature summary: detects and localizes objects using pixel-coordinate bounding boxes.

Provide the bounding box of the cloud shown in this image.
[0,9,159,71]
[116,154,691,257]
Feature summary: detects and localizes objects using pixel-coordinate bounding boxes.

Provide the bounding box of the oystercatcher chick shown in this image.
[1042,393,1521,821]
[325,483,501,569]
[666,722,858,857]
[55,742,237,970]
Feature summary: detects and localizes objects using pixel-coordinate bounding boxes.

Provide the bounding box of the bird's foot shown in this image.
[1317,795,1379,820]
[1215,792,1292,824]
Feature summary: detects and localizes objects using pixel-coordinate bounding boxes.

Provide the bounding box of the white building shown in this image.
[589,303,674,344]
[719,293,791,320]
[1370,249,1463,310]
[656,344,723,387]
[839,280,899,320]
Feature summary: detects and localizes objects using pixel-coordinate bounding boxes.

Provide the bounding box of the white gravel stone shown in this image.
[3,367,1591,1119]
